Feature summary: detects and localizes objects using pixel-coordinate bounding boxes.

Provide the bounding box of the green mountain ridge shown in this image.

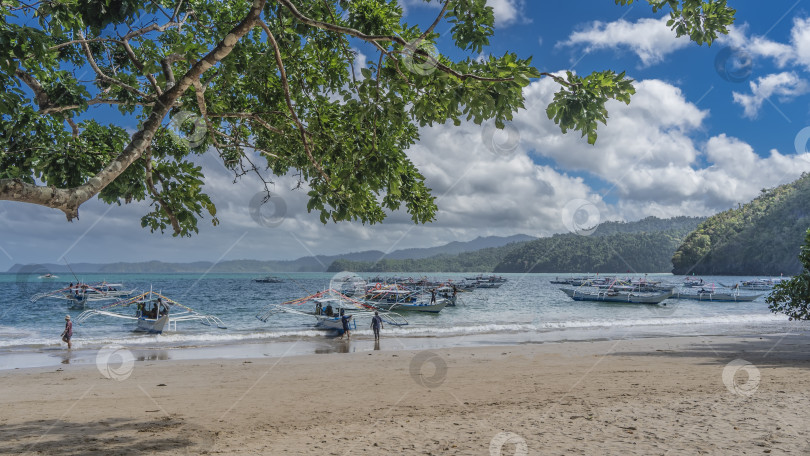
[672,173,810,275]
[328,216,706,273]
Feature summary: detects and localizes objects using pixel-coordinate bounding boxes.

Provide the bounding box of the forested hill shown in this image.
[328,216,705,273]
[672,173,810,275]
[493,216,704,273]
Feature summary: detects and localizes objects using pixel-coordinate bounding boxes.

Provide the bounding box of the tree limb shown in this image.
[0,0,268,220]
[276,0,512,83]
[259,20,330,183]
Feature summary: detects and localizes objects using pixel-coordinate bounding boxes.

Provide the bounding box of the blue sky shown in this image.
[2,0,810,270]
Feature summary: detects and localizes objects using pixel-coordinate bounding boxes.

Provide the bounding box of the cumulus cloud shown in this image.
[559,17,691,66]
[732,72,809,118]
[488,0,528,27]
[509,76,810,219]
[719,18,810,70]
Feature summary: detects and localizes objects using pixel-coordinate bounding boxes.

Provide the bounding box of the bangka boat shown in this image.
[75,290,227,334]
[363,285,449,313]
[256,289,408,335]
[720,278,785,291]
[670,290,762,302]
[38,273,58,279]
[560,288,673,304]
[31,282,138,310]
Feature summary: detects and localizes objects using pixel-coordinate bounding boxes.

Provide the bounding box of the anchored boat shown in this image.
[256,289,408,335]
[560,288,673,304]
[75,290,227,334]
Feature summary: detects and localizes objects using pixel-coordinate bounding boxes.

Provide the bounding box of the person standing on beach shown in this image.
[61,315,72,349]
[340,311,352,339]
[370,311,383,340]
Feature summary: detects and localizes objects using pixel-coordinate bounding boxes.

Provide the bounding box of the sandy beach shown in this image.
[2,334,810,455]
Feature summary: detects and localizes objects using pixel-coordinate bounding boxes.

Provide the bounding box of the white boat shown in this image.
[363,285,449,313]
[31,282,137,308]
[39,273,58,279]
[560,288,673,304]
[75,290,226,334]
[670,290,762,302]
[256,290,408,335]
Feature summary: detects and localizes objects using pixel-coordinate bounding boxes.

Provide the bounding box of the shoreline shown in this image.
[1,318,806,371]
[2,333,810,454]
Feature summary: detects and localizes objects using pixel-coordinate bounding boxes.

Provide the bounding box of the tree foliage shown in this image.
[767,228,810,320]
[0,1,734,235]
[672,173,810,275]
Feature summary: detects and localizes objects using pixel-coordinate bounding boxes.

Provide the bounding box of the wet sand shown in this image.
[1,334,809,455]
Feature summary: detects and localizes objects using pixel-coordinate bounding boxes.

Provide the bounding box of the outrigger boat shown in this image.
[75,290,227,334]
[256,289,408,335]
[670,290,762,302]
[39,273,58,279]
[30,282,137,310]
[560,288,673,304]
[363,285,450,313]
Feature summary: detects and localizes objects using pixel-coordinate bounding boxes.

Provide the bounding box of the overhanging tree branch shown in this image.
[0,0,268,223]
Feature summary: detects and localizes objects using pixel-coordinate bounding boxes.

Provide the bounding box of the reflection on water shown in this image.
[137,351,170,362]
[314,341,351,354]
[60,352,73,364]
[374,340,380,351]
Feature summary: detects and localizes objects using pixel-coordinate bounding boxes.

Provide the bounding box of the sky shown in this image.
[3,0,810,270]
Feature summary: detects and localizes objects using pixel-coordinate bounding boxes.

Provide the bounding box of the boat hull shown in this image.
[670,292,762,302]
[314,315,356,334]
[560,288,673,304]
[134,315,169,334]
[385,300,449,313]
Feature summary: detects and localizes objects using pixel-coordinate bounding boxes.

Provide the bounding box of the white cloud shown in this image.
[510,76,810,218]
[559,17,691,66]
[719,18,810,71]
[732,72,809,118]
[488,0,528,27]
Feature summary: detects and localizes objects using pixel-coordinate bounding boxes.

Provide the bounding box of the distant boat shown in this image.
[38,273,58,279]
[671,290,762,302]
[30,282,137,310]
[560,288,673,305]
[253,276,285,283]
[721,278,785,291]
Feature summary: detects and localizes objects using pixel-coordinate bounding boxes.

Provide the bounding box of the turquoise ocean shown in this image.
[0,272,805,368]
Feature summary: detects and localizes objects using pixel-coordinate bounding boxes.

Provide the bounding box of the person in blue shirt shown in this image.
[370,311,384,340]
[340,310,352,339]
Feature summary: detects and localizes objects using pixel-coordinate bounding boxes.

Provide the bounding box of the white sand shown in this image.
[1,334,809,455]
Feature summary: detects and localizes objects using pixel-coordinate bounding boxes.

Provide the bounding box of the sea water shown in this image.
[0,272,804,368]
